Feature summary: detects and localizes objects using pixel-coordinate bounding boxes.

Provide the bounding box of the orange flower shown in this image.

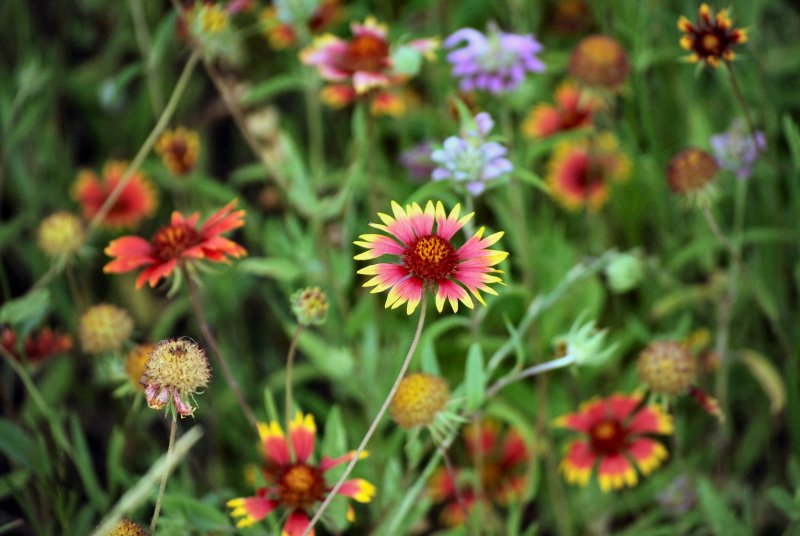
[555,393,673,492]
[155,127,200,176]
[104,200,246,289]
[73,161,157,228]
[522,81,597,139]
[678,4,747,67]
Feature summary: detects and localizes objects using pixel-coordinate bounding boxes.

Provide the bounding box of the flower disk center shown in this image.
[403,235,458,281]
[277,464,326,509]
[341,34,389,73]
[152,223,200,261]
[589,419,626,454]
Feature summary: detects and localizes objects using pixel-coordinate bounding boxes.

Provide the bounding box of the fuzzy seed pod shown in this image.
[79,304,134,354]
[390,373,451,429]
[638,341,697,395]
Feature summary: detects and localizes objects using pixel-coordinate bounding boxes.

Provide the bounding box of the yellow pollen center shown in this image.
[284,465,315,492]
[702,34,721,53]
[415,236,448,264]
[594,422,616,440]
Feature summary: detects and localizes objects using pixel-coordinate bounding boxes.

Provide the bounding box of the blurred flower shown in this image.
[711,119,765,179]
[260,0,341,49]
[108,519,147,536]
[432,112,513,195]
[547,0,593,36]
[444,23,545,94]
[554,316,616,367]
[227,412,375,533]
[555,393,673,491]
[522,81,597,139]
[291,287,328,326]
[355,201,507,314]
[301,17,437,107]
[390,373,451,430]
[104,199,247,289]
[678,4,747,68]
[430,421,528,526]
[569,35,629,90]
[369,88,419,117]
[546,133,630,211]
[37,212,85,258]
[638,341,697,395]
[400,142,437,181]
[141,338,211,417]
[667,148,719,195]
[155,127,200,177]
[182,1,243,63]
[73,161,157,229]
[125,343,155,390]
[79,304,134,355]
[657,475,697,516]
[604,251,644,293]
[0,326,72,364]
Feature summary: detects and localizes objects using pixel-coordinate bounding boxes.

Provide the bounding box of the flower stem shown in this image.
[723,62,759,144]
[149,416,176,534]
[184,271,259,433]
[285,324,303,457]
[485,355,574,399]
[441,446,473,536]
[302,295,429,535]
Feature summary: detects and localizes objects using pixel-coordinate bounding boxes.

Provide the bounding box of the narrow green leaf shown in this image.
[0,288,50,329]
[697,476,746,536]
[0,470,29,500]
[465,343,485,412]
[241,74,306,106]
[0,419,35,470]
[321,406,346,460]
[161,494,231,530]
[737,349,786,414]
[767,487,800,521]
[783,114,800,171]
[69,415,108,512]
[238,257,303,282]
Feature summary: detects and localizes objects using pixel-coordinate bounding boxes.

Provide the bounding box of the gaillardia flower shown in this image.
[104,199,246,289]
[667,148,719,194]
[546,133,630,211]
[568,35,629,90]
[711,119,765,179]
[355,201,507,314]
[73,161,157,228]
[108,519,147,536]
[678,4,747,67]
[155,127,200,176]
[522,81,597,139]
[259,0,340,49]
[125,343,156,390]
[141,338,211,417]
[444,23,545,94]
[555,393,673,492]
[227,412,376,533]
[1,326,73,364]
[301,17,437,107]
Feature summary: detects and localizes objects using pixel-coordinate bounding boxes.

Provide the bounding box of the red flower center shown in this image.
[152,223,200,261]
[589,419,627,454]
[277,463,326,509]
[403,234,458,281]
[340,33,389,73]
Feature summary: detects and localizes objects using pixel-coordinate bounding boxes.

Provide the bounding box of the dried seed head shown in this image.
[667,148,719,193]
[141,338,211,417]
[37,212,85,258]
[291,287,329,326]
[390,373,451,429]
[108,519,147,536]
[638,341,697,395]
[79,304,134,354]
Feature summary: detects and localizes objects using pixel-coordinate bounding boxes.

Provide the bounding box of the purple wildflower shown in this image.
[710,119,766,179]
[400,142,437,181]
[444,23,545,94]
[431,112,513,195]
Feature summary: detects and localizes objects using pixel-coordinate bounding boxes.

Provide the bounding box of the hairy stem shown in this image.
[149,417,177,533]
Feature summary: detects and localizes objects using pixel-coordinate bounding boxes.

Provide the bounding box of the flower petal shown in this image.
[258,421,290,466]
[559,440,595,487]
[628,438,669,475]
[336,478,376,503]
[282,510,312,536]
[227,494,278,528]
[597,453,637,492]
[289,412,316,464]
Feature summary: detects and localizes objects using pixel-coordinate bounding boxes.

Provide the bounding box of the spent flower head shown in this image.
[678,4,748,68]
[183,1,243,63]
[431,112,513,196]
[637,341,697,395]
[79,304,134,354]
[141,338,211,417]
[291,287,328,326]
[667,148,719,204]
[711,119,765,179]
[444,22,545,94]
[37,212,85,258]
[108,519,147,536]
[155,127,200,177]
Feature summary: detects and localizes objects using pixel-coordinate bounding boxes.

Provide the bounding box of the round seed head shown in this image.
[390,373,451,429]
[37,212,85,258]
[638,341,697,395]
[79,304,134,354]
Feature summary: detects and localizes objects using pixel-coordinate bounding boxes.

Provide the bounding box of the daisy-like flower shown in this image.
[260,0,341,49]
[522,81,597,139]
[678,4,748,67]
[73,161,157,228]
[354,201,507,315]
[227,412,376,533]
[710,119,765,179]
[301,16,437,107]
[568,35,629,90]
[104,199,247,289]
[444,23,545,94]
[546,133,630,211]
[431,112,513,195]
[430,421,528,526]
[155,127,200,177]
[554,393,673,492]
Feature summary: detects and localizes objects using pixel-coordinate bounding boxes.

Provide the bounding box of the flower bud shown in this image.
[291,287,329,326]
[569,35,629,89]
[604,252,644,293]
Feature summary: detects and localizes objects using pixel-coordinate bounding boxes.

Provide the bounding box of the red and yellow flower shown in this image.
[73,161,157,228]
[104,199,246,289]
[522,81,598,139]
[678,4,748,67]
[555,393,673,492]
[227,413,376,534]
[155,127,200,177]
[355,201,507,315]
[0,326,73,364]
[546,133,630,211]
[259,0,341,49]
[430,421,528,526]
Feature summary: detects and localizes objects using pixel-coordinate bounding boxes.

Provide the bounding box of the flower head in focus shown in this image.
[1,326,73,364]
[79,304,134,355]
[104,199,247,289]
[155,127,200,177]
[37,212,85,259]
[546,133,630,211]
[555,393,673,491]
[355,201,507,315]
[710,119,765,179]
[569,35,629,90]
[73,161,157,229]
[260,0,341,49]
[227,412,375,533]
[431,112,513,195]
[141,338,211,417]
[522,81,598,139]
[108,519,147,536]
[444,23,544,94]
[678,4,747,67]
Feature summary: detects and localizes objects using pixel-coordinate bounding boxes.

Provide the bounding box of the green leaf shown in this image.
[0,419,36,470]
[0,288,50,330]
[783,114,800,172]
[419,339,441,376]
[296,329,354,381]
[321,406,346,460]
[513,168,549,194]
[238,257,303,282]
[70,415,108,512]
[0,470,29,500]
[106,427,126,495]
[697,476,747,536]
[241,74,307,106]
[737,349,786,414]
[161,494,231,530]
[767,487,800,521]
[465,343,485,412]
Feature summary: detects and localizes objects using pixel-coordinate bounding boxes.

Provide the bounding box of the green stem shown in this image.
[485,355,574,399]
[285,324,303,458]
[128,0,163,116]
[149,416,177,534]
[302,294,429,535]
[304,75,325,181]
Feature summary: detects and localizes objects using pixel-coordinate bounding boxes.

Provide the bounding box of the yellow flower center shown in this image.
[701,33,721,54]
[152,223,200,261]
[278,464,326,509]
[341,33,389,73]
